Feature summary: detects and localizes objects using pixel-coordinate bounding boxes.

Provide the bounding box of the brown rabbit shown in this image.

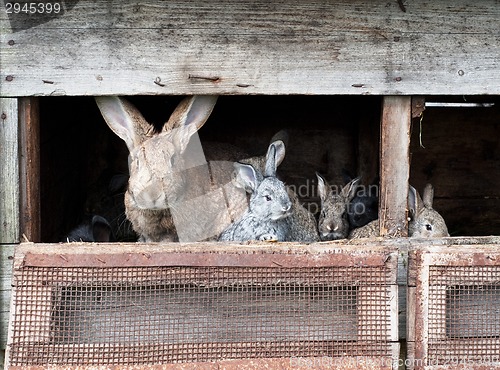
[95,96,251,242]
[348,184,449,238]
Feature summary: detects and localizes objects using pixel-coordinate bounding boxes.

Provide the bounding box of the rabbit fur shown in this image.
[236,135,319,242]
[348,184,449,238]
[64,215,113,242]
[219,144,292,242]
[316,173,360,240]
[96,96,253,242]
[341,171,379,229]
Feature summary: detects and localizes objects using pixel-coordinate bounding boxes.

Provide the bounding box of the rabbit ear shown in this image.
[169,119,201,153]
[264,143,278,177]
[95,97,151,152]
[270,129,289,148]
[408,185,424,218]
[234,163,259,193]
[267,140,286,168]
[341,177,360,200]
[422,183,435,208]
[164,95,218,132]
[316,172,329,202]
[91,215,112,242]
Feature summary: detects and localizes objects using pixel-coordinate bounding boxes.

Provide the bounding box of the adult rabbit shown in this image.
[95,96,250,242]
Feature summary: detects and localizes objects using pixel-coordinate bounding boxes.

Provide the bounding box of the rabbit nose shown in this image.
[137,186,165,209]
[282,203,292,212]
[326,225,332,231]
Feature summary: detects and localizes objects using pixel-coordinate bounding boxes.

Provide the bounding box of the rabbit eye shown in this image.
[426,224,432,231]
[265,195,272,202]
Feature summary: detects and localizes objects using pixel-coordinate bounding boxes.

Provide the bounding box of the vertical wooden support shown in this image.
[19,98,41,242]
[1,245,14,352]
[379,96,411,237]
[0,98,19,244]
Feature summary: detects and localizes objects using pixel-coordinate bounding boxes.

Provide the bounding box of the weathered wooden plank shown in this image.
[5,357,396,370]
[19,98,41,243]
[14,242,399,273]
[379,96,411,237]
[1,0,499,96]
[0,98,19,244]
[1,245,14,350]
[398,246,408,340]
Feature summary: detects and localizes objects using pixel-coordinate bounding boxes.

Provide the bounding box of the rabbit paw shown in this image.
[259,233,278,242]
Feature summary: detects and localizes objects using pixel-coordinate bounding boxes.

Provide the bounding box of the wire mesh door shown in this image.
[408,241,500,370]
[7,243,399,369]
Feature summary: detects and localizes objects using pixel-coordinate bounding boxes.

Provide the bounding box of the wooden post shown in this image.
[379,96,411,237]
[0,98,19,244]
[19,98,41,243]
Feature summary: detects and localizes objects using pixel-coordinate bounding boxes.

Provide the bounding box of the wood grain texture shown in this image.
[379,96,411,237]
[0,245,14,350]
[19,98,41,243]
[0,98,19,244]
[1,0,499,96]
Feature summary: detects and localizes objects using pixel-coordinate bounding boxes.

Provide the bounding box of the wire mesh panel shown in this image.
[7,243,399,369]
[409,240,500,370]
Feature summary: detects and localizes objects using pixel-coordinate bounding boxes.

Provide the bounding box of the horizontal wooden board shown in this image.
[15,242,399,272]
[5,356,398,370]
[1,0,499,96]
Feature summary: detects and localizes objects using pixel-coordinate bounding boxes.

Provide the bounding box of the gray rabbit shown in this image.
[316,173,360,240]
[235,134,319,242]
[219,144,292,242]
[349,184,449,238]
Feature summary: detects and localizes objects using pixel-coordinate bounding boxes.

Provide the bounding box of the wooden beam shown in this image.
[1,0,499,96]
[19,98,41,243]
[0,99,19,244]
[379,96,411,237]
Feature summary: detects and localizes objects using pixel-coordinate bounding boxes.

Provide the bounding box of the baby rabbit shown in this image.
[316,173,360,240]
[95,96,250,242]
[408,183,449,237]
[348,184,449,238]
[64,215,113,242]
[236,136,319,242]
[219,144,292,242]
[342,171,379,229]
